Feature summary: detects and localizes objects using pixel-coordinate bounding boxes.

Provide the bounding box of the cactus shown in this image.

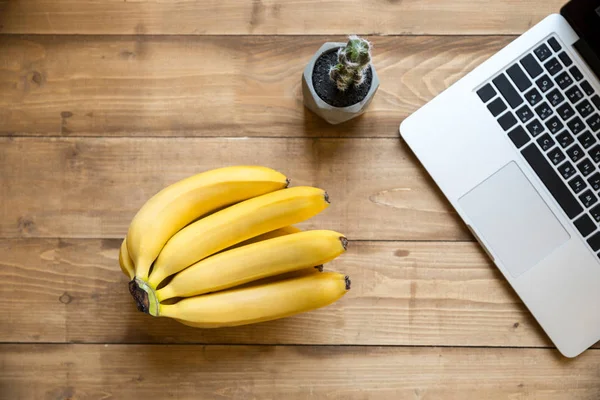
[328,35,372,92]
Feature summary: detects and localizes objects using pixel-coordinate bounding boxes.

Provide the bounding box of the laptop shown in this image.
[400,0,600,357]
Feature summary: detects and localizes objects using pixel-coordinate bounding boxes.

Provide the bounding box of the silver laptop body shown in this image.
[400,13,600,357]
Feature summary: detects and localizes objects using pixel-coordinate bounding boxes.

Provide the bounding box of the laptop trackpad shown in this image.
[459,162,570,278]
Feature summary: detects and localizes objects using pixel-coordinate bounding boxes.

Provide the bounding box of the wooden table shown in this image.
[2,1,599,398]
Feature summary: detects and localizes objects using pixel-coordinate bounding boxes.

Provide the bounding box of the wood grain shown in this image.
[1,238,557,347]
[0,0,564,35]
[2,344,599,399]
[1,0,594,397]
[0,137,469,240]
[0,35,511,137]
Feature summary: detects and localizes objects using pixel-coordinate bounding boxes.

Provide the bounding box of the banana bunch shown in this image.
[119,166,350,328]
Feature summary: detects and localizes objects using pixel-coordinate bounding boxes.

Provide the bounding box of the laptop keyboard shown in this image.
[477,35,600,257]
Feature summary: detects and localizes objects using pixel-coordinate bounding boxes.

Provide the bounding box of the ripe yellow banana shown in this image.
[212,226,301,258]
[215,226,319,289]
[156,230,347,300]
[119,238,135,280]
[226,225,301,250]
[158,272,350,327]
[233,266,324,290]
[147,186,330,287]
[126,166,288,280]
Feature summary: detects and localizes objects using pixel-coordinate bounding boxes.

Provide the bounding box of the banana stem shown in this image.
[129,278,160,316]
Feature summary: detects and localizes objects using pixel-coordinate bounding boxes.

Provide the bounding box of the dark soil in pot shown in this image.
[312,49,373,108]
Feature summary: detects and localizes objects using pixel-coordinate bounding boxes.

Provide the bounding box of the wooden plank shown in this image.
[2,344,599,399]
[2,238,558,347]
[0,137,469,240]
[0,0,564,35]
[0,35,512,137]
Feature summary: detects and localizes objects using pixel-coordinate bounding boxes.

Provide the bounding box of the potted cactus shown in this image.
[302,35,379,125]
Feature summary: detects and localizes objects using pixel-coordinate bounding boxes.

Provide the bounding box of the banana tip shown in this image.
[285,178,291,188]
[324,191,330,204]
[345,275,351,290]
[340,237,348,250]
[315,265,324,272]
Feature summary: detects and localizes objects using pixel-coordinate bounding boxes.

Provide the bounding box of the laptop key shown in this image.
[493,74,524,109]
[566,86,584,104]
[521,143,583,219]
[537,133,555,151]
[515,105,534,123]
[589,145,600,163]
[548,147,567,165]
[507,64,532,92]
[536,74,554,93]
[567,116,585,135]
[576,100,594,118]
[558,161,576,179]
[477,84,496,103]
[587,232,600,251]
[526,119,545,137]
[545,116,563,134]
[586,114,600,132]
[578,131,596,149]
[535,102,553,120]
[569,175,586,194]
[588,173,600,191]
[578,158,595,177]
[507,126,530,148]
[524,88,543,106]
[556,130,575,148]
[581,81,595,96]
[544,58,563,76]
[497,112,518,131]
[520,54,543,78]
[534,44,552,62]
[555,71,573,90]
[558,51,573,67]
[548,37,562,52]
[556,103,575,121]
[574,214,596,237]
[567,144,585,163]
[487,98,507,117]
[547,89,565,107]
[580,190,598,208]
[591,205,600,222]
[592,95,600,110]
[548,147,566,165]
[570,67,583,84]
